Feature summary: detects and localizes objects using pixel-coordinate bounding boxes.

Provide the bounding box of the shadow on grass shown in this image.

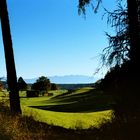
[29,89,113,113]
[29,104,111,113]
[1,92,140,140]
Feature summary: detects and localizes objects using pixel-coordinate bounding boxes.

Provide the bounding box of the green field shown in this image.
[0,88,114,129]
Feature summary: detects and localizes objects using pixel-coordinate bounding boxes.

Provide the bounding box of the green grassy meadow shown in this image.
[19,88,114,129]
[1,88,140,140]
[0,88,114,130]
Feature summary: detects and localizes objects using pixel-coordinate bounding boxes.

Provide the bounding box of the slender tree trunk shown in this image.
[0,0,21,114]
[127,0,140,71]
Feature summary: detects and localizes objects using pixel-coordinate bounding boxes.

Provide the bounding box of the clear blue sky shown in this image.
[0,0,116,79]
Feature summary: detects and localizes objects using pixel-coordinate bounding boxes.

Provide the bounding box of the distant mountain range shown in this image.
[24,75,97,84]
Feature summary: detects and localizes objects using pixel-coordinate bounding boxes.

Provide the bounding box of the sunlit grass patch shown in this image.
[20,88,114,129]
[22,106,113,130]
[1,88,114,130]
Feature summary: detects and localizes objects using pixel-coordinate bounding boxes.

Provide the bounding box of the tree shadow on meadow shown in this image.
[29,89,114,113]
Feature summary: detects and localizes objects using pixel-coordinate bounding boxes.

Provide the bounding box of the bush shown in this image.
[46,93,53,96]
[26,90,39,97]
[51,83,59,90]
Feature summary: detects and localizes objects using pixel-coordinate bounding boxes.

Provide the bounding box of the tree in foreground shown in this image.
[0,0,21,114]
[78,0,140,69]
[78,0,140,118]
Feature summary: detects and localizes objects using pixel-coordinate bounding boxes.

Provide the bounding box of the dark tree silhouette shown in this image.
[51,83,59,90]
[32,76,51,92]
[102,3,130,67]
[0,0,21,114]
[78,0,140,118]
[78,0,102,15]
[18,77,28,91]
[78,0,140,70]
[127,0,140,71]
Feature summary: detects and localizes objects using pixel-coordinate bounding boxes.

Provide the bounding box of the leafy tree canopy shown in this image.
[32,76,51,91]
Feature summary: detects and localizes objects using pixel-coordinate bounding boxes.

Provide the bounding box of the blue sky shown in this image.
[0,0,116,79]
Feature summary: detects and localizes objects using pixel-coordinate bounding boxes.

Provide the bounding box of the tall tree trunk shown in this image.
[0,0,21,114]
[125,0,140,111]
[127,0,140,71]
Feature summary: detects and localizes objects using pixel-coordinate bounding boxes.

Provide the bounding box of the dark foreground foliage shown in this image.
[0,102,140,140]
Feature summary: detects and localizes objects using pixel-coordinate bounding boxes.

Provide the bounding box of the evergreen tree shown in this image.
[18,77,28,91]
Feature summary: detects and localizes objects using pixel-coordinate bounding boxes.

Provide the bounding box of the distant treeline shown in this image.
[1,80,94,91]
[57,83,94,90]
